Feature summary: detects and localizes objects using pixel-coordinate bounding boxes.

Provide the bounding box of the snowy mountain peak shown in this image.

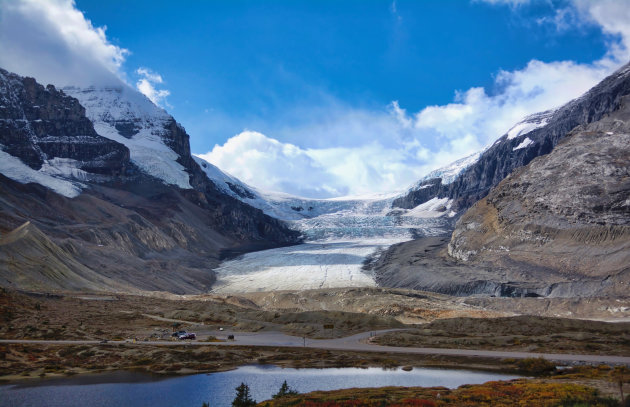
[63,85,192,189]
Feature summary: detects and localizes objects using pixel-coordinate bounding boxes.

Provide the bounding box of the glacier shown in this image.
[211,192,452,293]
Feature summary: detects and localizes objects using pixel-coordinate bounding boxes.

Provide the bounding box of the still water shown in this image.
[0,365,520,407]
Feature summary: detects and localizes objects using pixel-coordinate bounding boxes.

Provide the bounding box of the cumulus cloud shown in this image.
[199,56,622,197]
[0,0,127,87]
[195,0,629,198]
[0,0,173,102]
[136,67,171,107]
[197,131,347,198]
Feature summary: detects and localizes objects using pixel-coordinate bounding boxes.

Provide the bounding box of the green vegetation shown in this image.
[233,383,256,407]
[272,381,299,399]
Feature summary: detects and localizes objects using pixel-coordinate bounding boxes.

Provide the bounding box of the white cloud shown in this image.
[199,54,625,198]
[0,0,127,86]
[0,0,173,106]
[197,131,347,198]
[572,0,630,61]
[136,67,171,107]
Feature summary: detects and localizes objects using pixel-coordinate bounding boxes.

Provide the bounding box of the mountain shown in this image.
[447,106,630,297]
[374,62,630,298]
[393,62,630,212]
[0,68,300,294]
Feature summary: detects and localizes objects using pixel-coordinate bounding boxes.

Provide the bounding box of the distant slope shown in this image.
[394,61,630,212]
[0,222,131,292]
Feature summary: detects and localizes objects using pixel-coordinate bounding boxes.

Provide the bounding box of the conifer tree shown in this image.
[272,380,298,399]
[232,382,256,407]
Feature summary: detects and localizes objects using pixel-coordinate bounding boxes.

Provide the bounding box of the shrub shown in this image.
[516,357,556,375]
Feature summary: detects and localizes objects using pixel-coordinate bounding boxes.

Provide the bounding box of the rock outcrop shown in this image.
[0,69,130,176]
[447,100,630,297]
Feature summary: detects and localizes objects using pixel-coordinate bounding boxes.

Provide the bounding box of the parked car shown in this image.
[172,330,187,338]
[178,332,196,340]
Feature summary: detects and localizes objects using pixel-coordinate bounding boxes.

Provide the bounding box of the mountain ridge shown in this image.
[0,68,300,294]
[393,61,630,212]
[374,63,630,298]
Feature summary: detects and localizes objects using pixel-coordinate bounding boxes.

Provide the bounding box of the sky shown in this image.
[1,0,629,198]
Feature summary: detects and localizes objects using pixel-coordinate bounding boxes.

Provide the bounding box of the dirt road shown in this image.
[2,329,629,365]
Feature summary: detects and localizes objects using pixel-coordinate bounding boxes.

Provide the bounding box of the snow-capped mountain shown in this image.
[0,68,299,294]
[0,68,131,198]
[63,85,192,190]
[394,61,630,211]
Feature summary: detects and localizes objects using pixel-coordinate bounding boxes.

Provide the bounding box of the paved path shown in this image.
[2,329,629,365]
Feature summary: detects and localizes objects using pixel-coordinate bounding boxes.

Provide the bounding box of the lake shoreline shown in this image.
[0,342,524,385]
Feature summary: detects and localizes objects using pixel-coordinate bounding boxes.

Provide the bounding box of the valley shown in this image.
[1,49,630,406]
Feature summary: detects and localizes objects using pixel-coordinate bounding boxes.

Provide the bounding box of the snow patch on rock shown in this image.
[0,148,82,197]
[413,152,481,187]
[513,137,534,151]
[406,197,453,218]
[507,109,555,140]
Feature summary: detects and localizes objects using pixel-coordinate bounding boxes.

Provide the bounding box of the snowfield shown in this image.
[211,238,402,293]
[0,148,83,198]
[212,204,451,293]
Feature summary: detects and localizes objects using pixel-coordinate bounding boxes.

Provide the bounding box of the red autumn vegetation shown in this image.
[258,380,620,407]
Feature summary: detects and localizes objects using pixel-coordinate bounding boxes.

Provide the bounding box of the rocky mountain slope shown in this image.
[447,100,630,297]
[374,81,630,298]
[0,68,300,294]
[394,62,630,212]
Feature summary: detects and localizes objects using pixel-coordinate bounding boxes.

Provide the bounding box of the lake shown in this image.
[0,365,521,407]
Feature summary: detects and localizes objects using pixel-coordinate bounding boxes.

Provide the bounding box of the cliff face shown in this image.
[0,69,300,294]
[0,69,130,176]
[394,62,630,212]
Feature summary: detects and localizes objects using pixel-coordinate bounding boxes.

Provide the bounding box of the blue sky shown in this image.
[1,0,629,197]
[76,0,608,150]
